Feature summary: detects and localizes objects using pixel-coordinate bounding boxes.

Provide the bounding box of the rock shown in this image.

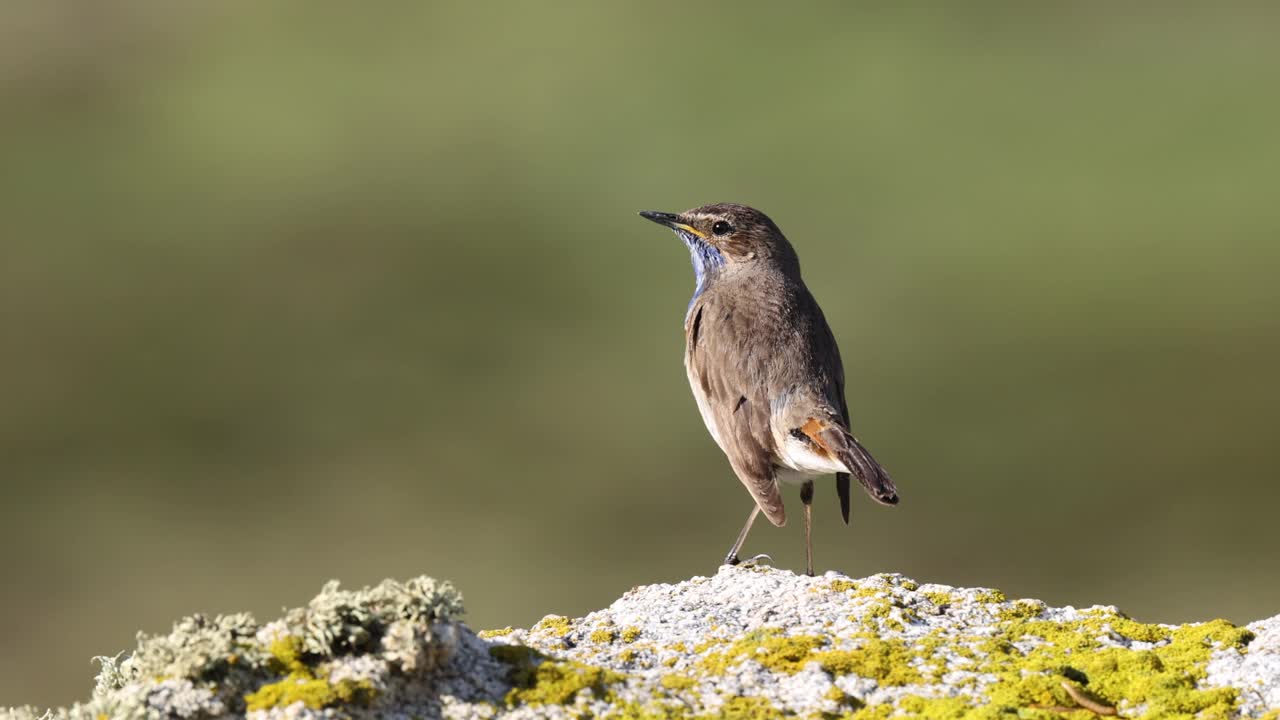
[4,566,1277,719]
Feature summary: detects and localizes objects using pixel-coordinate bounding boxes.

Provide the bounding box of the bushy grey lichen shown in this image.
[100,612,267,697]
[281,576,464,659]
[2,576,467,720]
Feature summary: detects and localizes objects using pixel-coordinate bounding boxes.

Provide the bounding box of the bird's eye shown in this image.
[712,221,733,236]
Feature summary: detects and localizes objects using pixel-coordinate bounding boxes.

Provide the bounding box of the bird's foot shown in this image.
[724,553,773,569]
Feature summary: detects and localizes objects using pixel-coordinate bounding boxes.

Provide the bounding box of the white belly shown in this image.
[686,364,725,450]
[775,433,850,479]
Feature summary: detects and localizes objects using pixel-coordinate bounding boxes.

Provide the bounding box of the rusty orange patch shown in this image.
[800,418,832,456]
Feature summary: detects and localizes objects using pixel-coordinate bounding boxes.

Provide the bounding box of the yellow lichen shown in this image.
[896,694,982,719]
[980,610,1254,718]
[613,700,693,719]
[243,636,375,711]
[244,674,374,712]
[712,695,779,719]
[590,628,617,644]
[694,628,925,688]
[533,615,573,637]
[660,673,697,691]
[848,703,896,719]
[974,589,1007,604]
[492,578,1255,719]
[698,629,824,676]
[862,601,893,619]
[266,636,307,674]
[503,658,623,706]
[997,599,1046,621]
[825,579,859,593]
[478,626,514,639]
[923,591,954,607]
[491,640,624,708]
[488,643,545,687]
[814,635,925,686]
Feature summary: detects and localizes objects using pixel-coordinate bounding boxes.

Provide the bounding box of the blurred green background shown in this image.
[3,1,1278,707]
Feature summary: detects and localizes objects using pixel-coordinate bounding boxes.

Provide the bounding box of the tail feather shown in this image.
[822,428,899,506]
[836,473,851,524]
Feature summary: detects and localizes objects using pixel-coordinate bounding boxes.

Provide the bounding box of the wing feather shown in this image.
[686,293,786,526]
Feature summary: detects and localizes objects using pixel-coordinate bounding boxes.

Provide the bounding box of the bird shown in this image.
[639,203,899,576]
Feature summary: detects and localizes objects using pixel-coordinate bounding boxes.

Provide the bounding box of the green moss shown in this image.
[533,615,573,637]
[590,628,618,644]
[621,626,643,643]
[244,635,375,711]
[478,626,514,639]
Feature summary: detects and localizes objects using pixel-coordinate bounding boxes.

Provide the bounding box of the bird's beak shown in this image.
[639,210,707,239]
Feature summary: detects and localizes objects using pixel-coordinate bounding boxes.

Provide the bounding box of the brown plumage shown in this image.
[640,203,898,575]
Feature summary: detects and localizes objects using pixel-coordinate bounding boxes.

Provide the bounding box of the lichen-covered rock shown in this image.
[0,576,473,720]
[5,566,1278,719]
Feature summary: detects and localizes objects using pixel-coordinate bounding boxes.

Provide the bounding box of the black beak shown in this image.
[639,210,681,229]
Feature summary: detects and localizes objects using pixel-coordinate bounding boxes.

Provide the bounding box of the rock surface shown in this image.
[4,566,1277,719]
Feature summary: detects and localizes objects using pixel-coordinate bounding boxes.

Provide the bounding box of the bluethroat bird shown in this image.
[639,203,899,576]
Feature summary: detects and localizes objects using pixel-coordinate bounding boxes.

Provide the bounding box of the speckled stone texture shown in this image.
[4,566,1277,719]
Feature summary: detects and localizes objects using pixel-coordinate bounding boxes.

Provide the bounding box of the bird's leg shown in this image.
[800,480,815,576]
[723,505,761,566]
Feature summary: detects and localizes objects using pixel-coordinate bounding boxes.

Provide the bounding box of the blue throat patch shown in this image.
[682,232,725,311]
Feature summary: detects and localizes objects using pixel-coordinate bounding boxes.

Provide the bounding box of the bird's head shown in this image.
[639,203,799,299]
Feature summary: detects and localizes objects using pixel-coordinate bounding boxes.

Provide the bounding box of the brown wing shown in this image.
[801,291,899,509]
[685,293,786,526]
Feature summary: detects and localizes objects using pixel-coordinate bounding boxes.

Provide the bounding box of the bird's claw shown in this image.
[725,553,773,569]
